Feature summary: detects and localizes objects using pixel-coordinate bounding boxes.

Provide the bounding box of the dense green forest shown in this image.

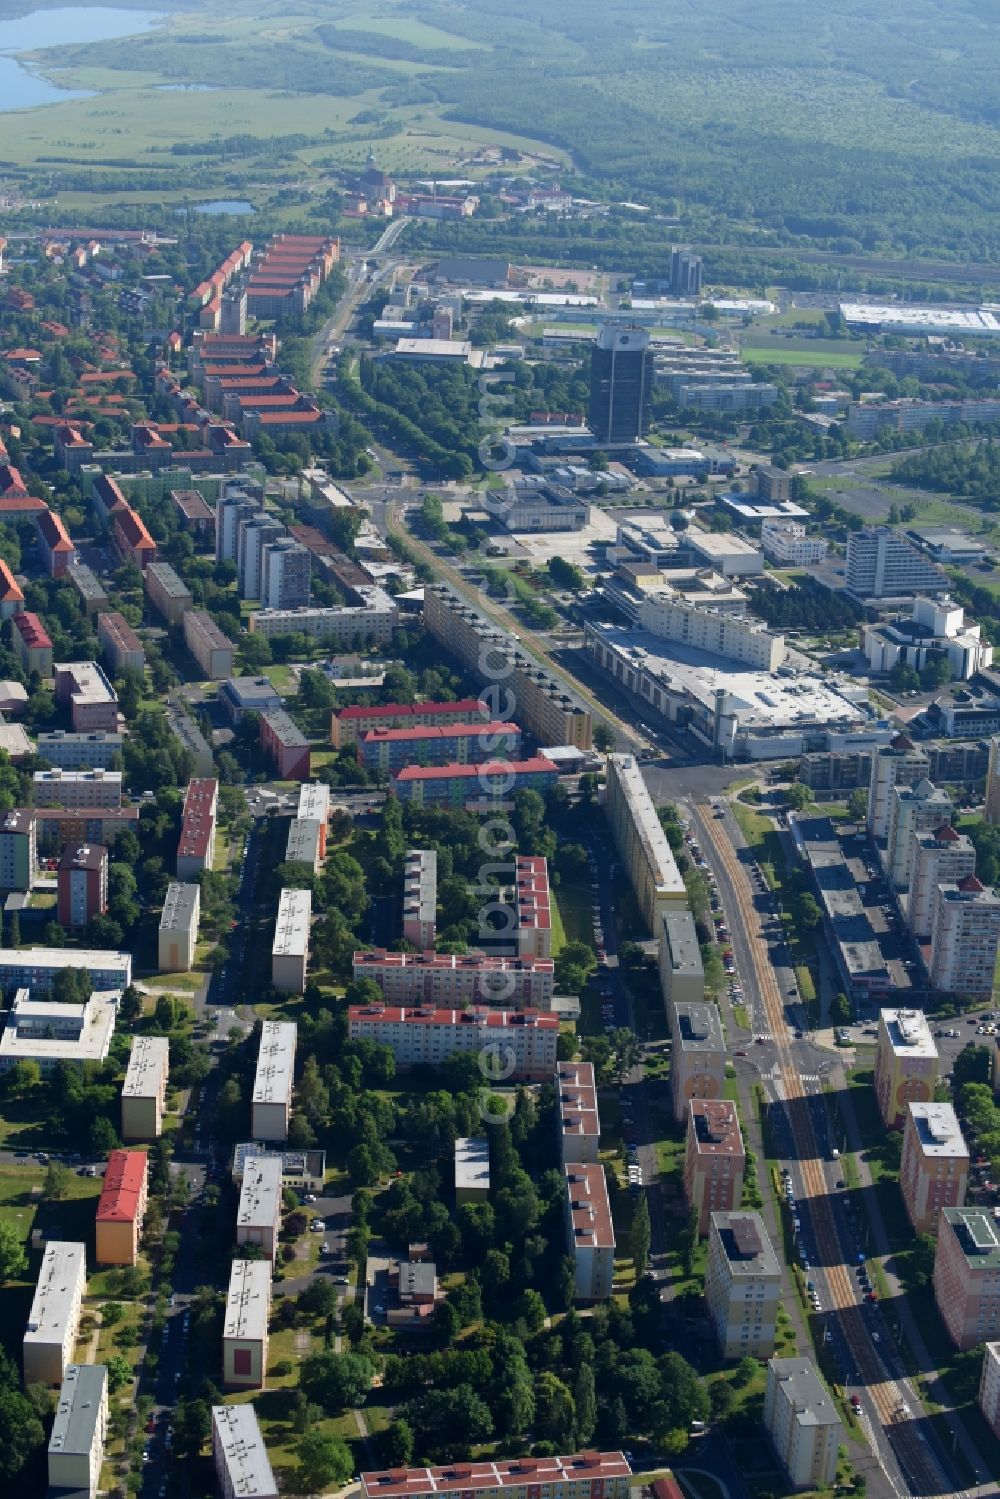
[891,440,1000,508]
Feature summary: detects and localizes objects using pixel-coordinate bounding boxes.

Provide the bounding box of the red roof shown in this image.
[96,1148,148,1224]
[0,495,46,517]
[0,465,29,497]
[395,757,558,782]
[178,777,218,860]
[0,558,23,603]
[337,698,483,725]
[362,721,517,746]
[114,506,157,554]
[958,874,985,893]
[933,823,960,842]
[12,611,52,649]
[36,508,76,553]
[349,1004,558,1030]
[2,349,41,362]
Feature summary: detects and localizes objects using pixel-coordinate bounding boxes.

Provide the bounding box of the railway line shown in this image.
[694,804,965,1499]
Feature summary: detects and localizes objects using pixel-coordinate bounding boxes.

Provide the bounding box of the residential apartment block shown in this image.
[36,730,123,770]
[706,1210,781,1359]
[284,817,323,872]
[57,842,108,927]
[763,1358,842,1490]
[95,1149,148,1266]
[121,1034,170,1140]
[605,754,686,933]
[658,908,705,1011]
[331,696,486,748]
[183,609,235,680]
[684,1100,746,1235]
[23,1240,86,1386]
[352,949,555,1010]
[158,881,201,972]
[359,720,521,772]
[392,757,559,809]
[874,1008,939,1128]
[403,849,437,949]
[347,1004,559,1080]
[670,1000,726,1123]
[424,584,592,749]
[867,734,930,843]
[97,611,145,677]
[12,611,53,676]
[930,876,1000,998]
[361,1454,632,1499]
[900,1102,968,1235]
[885,778,952,891]
[760,520,828,567]
[455,1137,490,1204]
[223,1258,272,1390]
[0,807,36,891]
[978,1341,1000,1439]
[0,945,131,993]
[145,560,194,625]
[212,1403,278,1499]
[557,1060,600,1164]
[236,1154,283,1262]
[34,767,122,810]
[934,1208,1000,1348]
[564,1161,615,1301]
[907,824,976,938]
[177,777,218,879]
[252,1020,297,1142]
[272,888,311,994]
[260,709,310,780]
[48,1363,108,1499]
[845,526,948,602]
[54,660,120,732]
[515,854,552,959]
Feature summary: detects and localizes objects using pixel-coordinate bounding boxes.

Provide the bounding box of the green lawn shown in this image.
[552,878,594,949]
[741,345,863,369]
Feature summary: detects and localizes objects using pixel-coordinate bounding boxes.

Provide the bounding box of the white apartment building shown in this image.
[48,1363,108,1499]
[36,731,123,770]
[867,734,931,842]
[907,823,976,938]
[900,1101,969,1235]
[23,1241,86,1386]
[352,948,555,1010]
[251,1021,297,1142]
[403,849,437,948]
[157,881,201,972]
[33,767,122,809]
[930,876,1000,998]
[284,817,323,872]
[236,1154,283,1262]
[978,1341,1000,1439]
[557,1060,600,1164]
[249,597,398,644]
[272,888,311,994]
[0,988,118,1074]
[763,1358,842,1491]
[760,520,828,567]
[223,1258,272,1390]
[845,526,948,602]
[706,1211,781,1359]
[864,595,992,682]
[885,778,952,891]
[260,537,311,611]
[212,1403,278,1499]
[0,946,131,993]
[634,592,783,671]
[564,1161,615,1301]
[348,1004,559,1080]
[455,1136,490,1204]
[121,1034,170,1141]
[604,753,687,933]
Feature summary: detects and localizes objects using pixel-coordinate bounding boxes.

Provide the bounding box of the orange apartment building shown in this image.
[900,1101,969,1235]
[670,1000,726,1123]
[684,1099,747,1235]
[361,1454,632,1499]
[874,1008,940,1128]
[95,1149,148,1266]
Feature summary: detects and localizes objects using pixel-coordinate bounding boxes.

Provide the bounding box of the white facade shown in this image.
[979,1341,1000,1439]
[121,1034,170,1140]
[222,1258,271,1390]
[0,988,118,1073]
[272,889,311,994]
[348,1004,559,1079]
[760,520,828,567]
[864,595,992,681]
[236,1155,283,1262]
[251,1021,297,1142]
[684,530,765,577]
[352,949,554,1009]
[564,1161,615,1301]
[706,1211,781,1359]
[48,1363,108,1499]
[212,1403,278,1499]
[635,592,782,670]
[885,778,953,891]
[157,881,201,972]
[846,526,948,601]
[908,825,976,938]
[763,1358,841,1491]
[930,877,1000,997]
[24,1241,86,1386]
[0,946,131,993]
[867,736,930,842]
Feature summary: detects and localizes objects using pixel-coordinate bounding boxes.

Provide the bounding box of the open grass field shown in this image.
[741,344,864,369]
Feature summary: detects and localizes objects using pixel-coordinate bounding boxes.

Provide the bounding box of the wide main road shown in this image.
[693,803,974,1499]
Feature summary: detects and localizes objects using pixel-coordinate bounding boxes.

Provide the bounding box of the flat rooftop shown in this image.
[211,1404,277,1498]
[272,889,311,957]
[565,1162,615,1249]
[673,1000,725,1053]
[909,1102,967,1159]
[159,881,200,933]
[881,1007,938,1060]
[50,1364,108,1458]
[297,782,330,821]
[223,1258,271,1341]
[557,1060,600,1140]
[252,1021,296,1106]
[454,1137,490,1193]
[608,754,685,898]
[122,1034,169,1099]
[712,1210,780,1278]
[25,1241,85,1348]
[690,1099,744,1157]
[237,1154,284,1228]
[661,908,704,979]
[767,1358,842,1428]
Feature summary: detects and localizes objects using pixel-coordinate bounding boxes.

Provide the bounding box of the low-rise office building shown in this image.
[670,1000,726,1123]
[252,1020,297,1142]
[0,987,118,1073]
[184,609,235,680]
[121,1034,169,1140]
[706,1211,781,1359]
[57,842,108,927]
[36,730,122,770]
[874,1008,939,1128]
[900,1101,968,1235]
[97,611,145,677]
[684,1100,746,1235]
[760,520,828,567]
[604,754,686,933]
[352,948,555,1010]
[212,1403,278,1499]
[348,1004,559,1080]
[564,1161,615,1302]
[145,560,194,626]
[177,776,218,880]
[158,881,201,972]
[231,1143,326,1192]
[236,1154,283,1262]
[763,1358,842,1491]
[557,1060,600,1164]
[455,1137,490,1203]
[272,888,311,994]
[218,674,282,724]
[48,1363,108,1499]
[403,849,437,948]
[659,908,705,1011]
[23,1240,86,1386]
[934,1207,1000,1348]
[223,1258,272,1390]
[95,1148,148,1266]
[360,1453,632,1499]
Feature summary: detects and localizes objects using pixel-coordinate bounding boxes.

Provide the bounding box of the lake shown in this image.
[190,200,255,216]
[0,6,164,112]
